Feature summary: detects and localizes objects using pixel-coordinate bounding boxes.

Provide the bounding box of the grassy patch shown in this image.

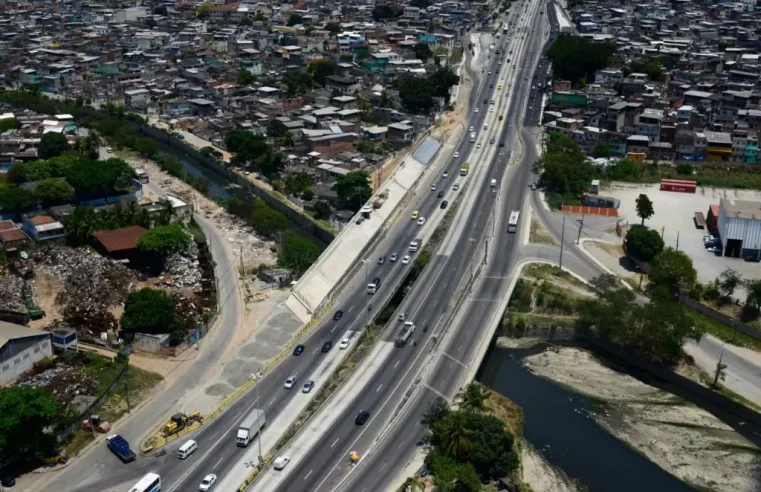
[524,263,587,289]
[508,279,533,313]
[487,392,524,437]
[529,217,558,246]
[687,310,761,351]
[63,429,94,456]
[187,218,207,242]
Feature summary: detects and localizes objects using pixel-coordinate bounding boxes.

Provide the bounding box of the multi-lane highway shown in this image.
[66,16,525,492]
[259,2,553,491]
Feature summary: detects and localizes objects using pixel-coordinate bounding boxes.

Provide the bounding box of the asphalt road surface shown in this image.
[268,2,553,491]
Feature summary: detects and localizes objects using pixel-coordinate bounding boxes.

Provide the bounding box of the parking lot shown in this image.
[606,182,761,294]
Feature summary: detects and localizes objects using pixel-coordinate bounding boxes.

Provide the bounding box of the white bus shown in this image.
[507,211,520,233]
[128,473,161,492]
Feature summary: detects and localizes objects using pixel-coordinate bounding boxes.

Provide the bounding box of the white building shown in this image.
[0,321,53,385]
[718,199,761,259]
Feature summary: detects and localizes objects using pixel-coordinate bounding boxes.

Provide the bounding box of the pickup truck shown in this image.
[106,434,136,463]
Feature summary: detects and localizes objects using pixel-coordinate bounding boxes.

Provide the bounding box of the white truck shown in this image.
[395,321,415,347]
[470,132,476,143]
[236,409,266,447]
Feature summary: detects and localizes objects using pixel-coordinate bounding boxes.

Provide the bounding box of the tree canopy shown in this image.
[121,288,179,335]
[547,34,616,86]
[65,157,134,198]
[38,132,71,160]
[533,132,595,196]
[0,386,60,468]
[395,68,460,114]
[649,249,697,293]
[371,5,402,20]
[413,42,434,63]
[578,274,700,366]
[137,224,190,258]
[251,199,288,236]
[312,200,331,220]
[308,60,337,87]
[635,193,654,225]
[278,232,321,275]
[335,171,372,211]
[591,142,612,158]
[0,185,35,213]
[625,227,664,263]
[287,13,303,26]
[34,177,75,205]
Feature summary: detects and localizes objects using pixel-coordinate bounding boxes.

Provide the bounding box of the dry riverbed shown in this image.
[523,347,761,492]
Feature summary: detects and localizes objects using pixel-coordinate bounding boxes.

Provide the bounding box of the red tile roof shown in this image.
[92,226,148,253]
[30,215,56,226]
[0,228,28,244]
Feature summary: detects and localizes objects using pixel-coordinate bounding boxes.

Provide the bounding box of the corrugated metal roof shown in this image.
[92,225,148,253]
[411,136,441,165]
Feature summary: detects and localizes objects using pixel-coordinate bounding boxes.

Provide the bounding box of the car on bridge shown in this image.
[199,474,217,491]
[355,410,370,425]
[333,310,343,320]
[321,341,333,353]
[293,344,304,356]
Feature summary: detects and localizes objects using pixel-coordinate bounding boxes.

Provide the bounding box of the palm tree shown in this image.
[439,412,472,459]
[456,381,490,413]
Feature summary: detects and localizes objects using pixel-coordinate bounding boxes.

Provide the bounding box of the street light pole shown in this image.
[251,372,262,466]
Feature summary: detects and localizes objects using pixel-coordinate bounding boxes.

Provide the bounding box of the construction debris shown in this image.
[17,358,98,405]
[172,293,207,331]
[161,240,202,289]
[34,246,138,309]
[0,274,26,312]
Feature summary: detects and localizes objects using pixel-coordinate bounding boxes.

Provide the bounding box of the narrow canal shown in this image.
[479,346,696,492]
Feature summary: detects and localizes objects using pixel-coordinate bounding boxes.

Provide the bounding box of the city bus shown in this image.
[129,472,161,492]
[507,210,520,233]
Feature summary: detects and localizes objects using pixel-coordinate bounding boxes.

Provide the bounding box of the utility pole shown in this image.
[251,373,263,466]
[559,203,566,270]
[676,231,680,251]
[576,215,584,244]
[484,240,488,265]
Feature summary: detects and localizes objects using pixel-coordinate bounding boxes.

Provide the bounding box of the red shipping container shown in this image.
[660,179,696,193]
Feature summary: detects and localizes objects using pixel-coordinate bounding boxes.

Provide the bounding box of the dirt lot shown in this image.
[524,347,761,492]
[604,182,761,297]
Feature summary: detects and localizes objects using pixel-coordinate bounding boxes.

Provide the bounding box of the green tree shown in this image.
[0,117,20,131]
[34,177,75,205]
[62,206,104,243]
[396,76,434,114]
[460,411,520,480]
[237,69,254,85]
[278,233,321,274]
[196,1,214,18]
[427,450,482,492]
[410,0,432,7]
[308,60,337,87]
[533,132,594,195]
[625,227,664,263]
[77,131,101,160]
[38,132,70,159]
[635,193,654,225]
[413,42,434,62]
[251,200,288,236]
[547,34,616,86]
[121,288,178,335]
[421,396,450,427]
[335,171,372,211]
[66,157,134,198]
[605,158,642,181]
[745,279,761,312]
[285,171,313,196]
[225,129,270,165]
[267,119,289,138]
[133,138,158,158]
[137,223,190,257]
[324,21,341,33]
[357,139,379,154]
[591,142,612,158]
[456,382,490,413]
[153,4,167,15]
[287,13,304,26]
[649,249,697,293]
[437,412,473,459]
[372,5,401,20]
[0,386,60,468]
[240,16,253,26]
[312,200,331,220]
[429,67,460,99]
[254,11,266,22]
[718,268,742,300]
[282,70,313,97]
[0,185,35,212]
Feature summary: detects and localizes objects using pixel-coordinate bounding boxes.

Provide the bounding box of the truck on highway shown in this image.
[409,239,421,252]
[394,321,415,347]
[236,409,266,447]
[105,434,136,463]
[367,276,382,294]
[470,132,476,142]
[460,164,470,176]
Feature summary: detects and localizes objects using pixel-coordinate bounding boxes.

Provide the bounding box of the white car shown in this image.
[489,107,494,113]
[474,108,479,113]
[402,255,411,265]
[284,376,297,389]
[453,183,460,191]
[468,126,474,132]
[390,253,398,262]
[417,217,426,226]
[273,456,291,471]
[199,474,217,491]
[454,151,460,158]
[106,147,113,153]
[431,184,437,191]
[443,171,449,178]
[339,338,350,350]
[477,142,481,149]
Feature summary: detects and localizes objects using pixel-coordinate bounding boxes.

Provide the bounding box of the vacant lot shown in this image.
[605,182,761,294]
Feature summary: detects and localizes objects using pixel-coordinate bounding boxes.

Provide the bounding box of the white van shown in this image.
[490,178,497,188]
[177,439,198,459]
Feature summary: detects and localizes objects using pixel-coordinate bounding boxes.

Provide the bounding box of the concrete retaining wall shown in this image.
[679,294,761,342]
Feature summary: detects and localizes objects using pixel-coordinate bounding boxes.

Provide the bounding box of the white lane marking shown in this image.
[348,306,354,314]
[234,412,241,419]
[331,438,340,448]
[376,384,383,393]
[269,396,277,406]
[313,348,319,354]
[213,456,224,469]
[330,325,337,333]
[304,469,314,480]
[397,440,406,449]
[210,432,219,440]
[394,360,400,368]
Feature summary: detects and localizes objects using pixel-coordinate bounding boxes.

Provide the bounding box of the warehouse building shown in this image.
[718,199,761,259]
[0,321,52,385]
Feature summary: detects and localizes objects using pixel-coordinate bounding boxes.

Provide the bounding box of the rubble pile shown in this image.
[62,304,119,339]
[172,292,207,330]
[212,211,277,267]
[34,246,137,308]
[162,240,202,289]
[17,361,98,404]
[0,274,25,312]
